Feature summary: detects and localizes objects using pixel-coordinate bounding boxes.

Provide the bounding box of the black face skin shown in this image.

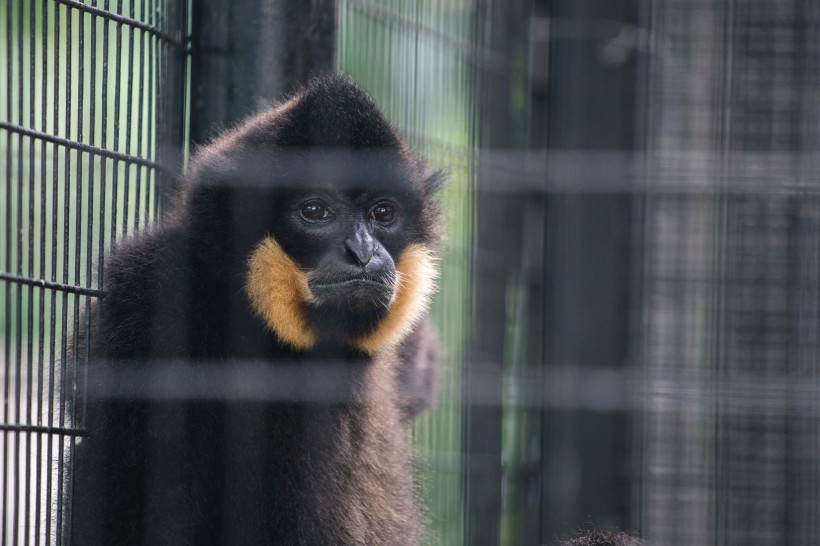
[271,182,423,341]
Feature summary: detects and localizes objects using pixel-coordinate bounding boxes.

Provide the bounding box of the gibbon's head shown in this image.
[185,75,442,354]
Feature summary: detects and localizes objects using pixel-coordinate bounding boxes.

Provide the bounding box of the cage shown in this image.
[2,0,819,545]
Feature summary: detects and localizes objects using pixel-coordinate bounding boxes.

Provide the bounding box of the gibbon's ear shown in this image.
[422,168,446,195]
[414,168,445,244]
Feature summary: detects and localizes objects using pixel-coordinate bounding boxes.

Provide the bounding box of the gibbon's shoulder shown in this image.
[101,224,188,299]
[93,226,187,359]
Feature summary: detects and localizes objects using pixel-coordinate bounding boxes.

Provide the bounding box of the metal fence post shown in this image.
[539,0,639,539]
[189,0,336,144]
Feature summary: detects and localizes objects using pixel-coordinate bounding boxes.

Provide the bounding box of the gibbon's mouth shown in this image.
[307,271,397,310]
[308,271,394,289]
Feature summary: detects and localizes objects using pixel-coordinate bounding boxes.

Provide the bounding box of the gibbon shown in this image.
[70,75,442,546]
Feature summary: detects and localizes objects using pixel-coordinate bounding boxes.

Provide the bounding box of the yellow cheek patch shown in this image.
[353,243,439,355]
[245,238,438,355]
[245,237,316,350]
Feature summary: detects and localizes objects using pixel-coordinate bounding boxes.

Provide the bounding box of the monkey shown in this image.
[68,74,443,546]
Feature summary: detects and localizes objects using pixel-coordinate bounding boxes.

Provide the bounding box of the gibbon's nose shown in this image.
[345,224,375,267]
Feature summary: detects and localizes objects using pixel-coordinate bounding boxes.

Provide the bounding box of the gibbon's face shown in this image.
[284,190,403,311]
[189,76,441,354]
[243,152,438,354]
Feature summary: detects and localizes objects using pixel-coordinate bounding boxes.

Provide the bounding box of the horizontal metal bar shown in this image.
[55,0,188,49]
[0,272,105,298]
[70,359,820,417]
[472,149,820,194]
[0,120,166,172]
[0,423,89,438]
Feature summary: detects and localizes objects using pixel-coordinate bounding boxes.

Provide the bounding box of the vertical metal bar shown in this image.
[82,0,101,438]
[155,0,168,210]
[167,0,176,208]
[3,1,15,543]
[45,3,61,543]
[539,3,639,540]
[173,0,187,198]
[24,1,38,542]
[152,3,163,214]
[56,5,73,542]
[86,0,98,290]
[34,1,50,542]
[462,3,504,543]
[65,6,87,541]
[174,0,184,199]
[98,0,111,285]
[110,0,123,243]
[134,0,145,232]
[14,2,26,544]
[189,0,337,146]
[143,0,157,221]
[158,0,168,214]
[182,0,191,169]
[463,36,478,542]
[123,0,135,235]
[146,0,156,222]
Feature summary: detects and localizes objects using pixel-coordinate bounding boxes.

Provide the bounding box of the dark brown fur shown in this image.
[559,529,646,546]
[301,350,422,545]
[69,75,440,545]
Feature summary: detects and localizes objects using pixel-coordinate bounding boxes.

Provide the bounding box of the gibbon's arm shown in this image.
[395,313,440,420]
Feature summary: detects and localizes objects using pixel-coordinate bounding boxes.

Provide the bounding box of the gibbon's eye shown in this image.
[300,201,333,223]
[370,202,397,224]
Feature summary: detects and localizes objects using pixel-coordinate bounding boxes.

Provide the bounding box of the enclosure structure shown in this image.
[2,1,820,545]
[1,1,188,543]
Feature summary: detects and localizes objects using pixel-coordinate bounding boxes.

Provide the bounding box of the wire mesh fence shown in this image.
[1,0,820,545]
[635,1,820,544]
[0,1,188,543]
